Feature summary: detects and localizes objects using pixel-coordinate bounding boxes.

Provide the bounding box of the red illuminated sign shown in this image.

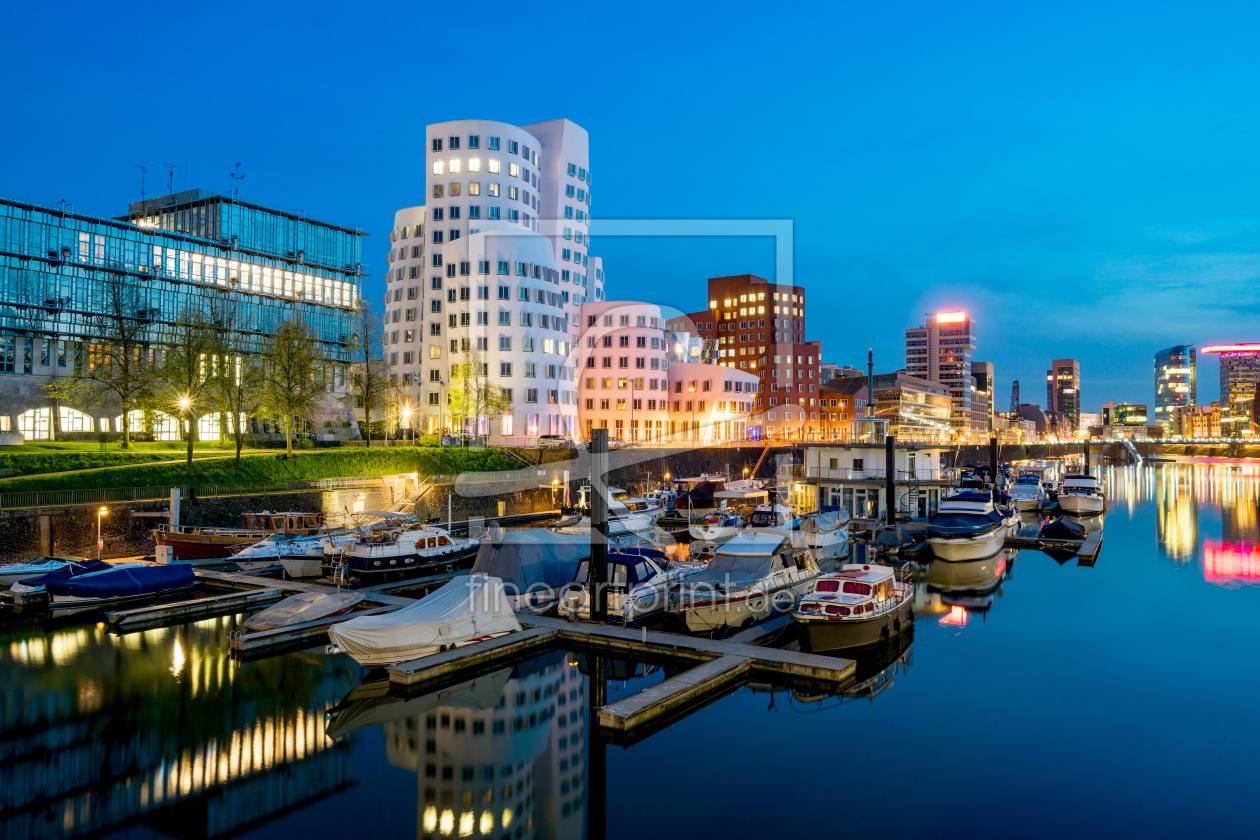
[1201,345,1260,354]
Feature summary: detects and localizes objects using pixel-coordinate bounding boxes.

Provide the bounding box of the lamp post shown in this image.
[96,506,107,560]
[402,403,414,447]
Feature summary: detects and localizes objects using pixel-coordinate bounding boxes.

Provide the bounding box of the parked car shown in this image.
[585,437,632,450]
[538,434,575,449]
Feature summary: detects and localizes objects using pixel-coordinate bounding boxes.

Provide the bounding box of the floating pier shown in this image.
[387,610,856,739]
[107,589,285,633]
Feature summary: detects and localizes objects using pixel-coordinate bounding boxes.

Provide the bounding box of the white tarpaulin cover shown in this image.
[244,591,365,631]
[328,574,522,667]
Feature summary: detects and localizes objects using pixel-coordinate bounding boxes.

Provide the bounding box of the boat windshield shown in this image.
[816,579,841,593]
[843,581,872,595]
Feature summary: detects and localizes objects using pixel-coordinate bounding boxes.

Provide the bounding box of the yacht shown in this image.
[323,525,479,586]
[793,563,914,651]
[563,548,700,622]
[925,492,1010,561]
[1008,474,1049,512]
[688,508,746,542]
[1057,474,1106,515]
[669,532,819,632]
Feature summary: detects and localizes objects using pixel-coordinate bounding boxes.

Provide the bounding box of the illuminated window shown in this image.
[432,162,444,175]
[488,159,501,174]
[449,159,461,174]
[468,158,481,172]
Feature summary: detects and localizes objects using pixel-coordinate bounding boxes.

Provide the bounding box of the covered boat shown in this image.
[45,564,196,608]
[469,527,590,608]
[243,591,365,631]
[748,503,801,531]
[2,558,118,603]
[793,563,914,652]
[0,556,89,588]
[926,492,1009,561]
[794,510,852,558]
[327,574,522,667]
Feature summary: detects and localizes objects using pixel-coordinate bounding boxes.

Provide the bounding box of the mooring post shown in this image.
[989,436,998,490]
[1084,440,1091,476]
[885,434,897,526]
[591,429,609,622]
[587,653,608,840]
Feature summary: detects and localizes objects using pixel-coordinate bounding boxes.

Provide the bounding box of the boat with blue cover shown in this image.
[926,491,1011,561]
[44,564,197,609]
[0,556,90,588]
[3,559,148,603]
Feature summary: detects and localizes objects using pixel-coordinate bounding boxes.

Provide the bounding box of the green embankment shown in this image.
[0,447,520,492]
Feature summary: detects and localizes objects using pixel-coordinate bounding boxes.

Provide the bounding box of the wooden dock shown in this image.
[387,610,855,738]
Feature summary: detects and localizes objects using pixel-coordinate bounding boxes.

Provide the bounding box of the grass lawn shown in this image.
[0,446,521,492]
[0,441,279,479]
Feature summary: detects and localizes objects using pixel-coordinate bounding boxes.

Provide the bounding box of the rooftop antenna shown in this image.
[135,164,147,204]
[230,162,245,199]
[158,162,181,196]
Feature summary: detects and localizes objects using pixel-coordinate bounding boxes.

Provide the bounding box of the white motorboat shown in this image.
[1008,474,1049,512]
[327,574,522,668]
[688,508,746,541]
[323,525,479,585]
[925,492,1009,562]
[562,547,700,622]
[669,532,819,632]
[0,556,87,588]
[1057,474,1106,515]
[552,486,664,538]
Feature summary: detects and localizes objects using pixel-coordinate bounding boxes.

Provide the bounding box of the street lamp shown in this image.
[402,403,413,447]
[96,506,107,560]
[178,395,193,469]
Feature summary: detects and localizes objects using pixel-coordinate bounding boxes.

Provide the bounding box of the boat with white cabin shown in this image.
[1057,474,1106,515]
[1008,474,1049,512]
[688,507,746,541]
[551,486,664,538]
[322,524,479,586]
[669,532,819,632]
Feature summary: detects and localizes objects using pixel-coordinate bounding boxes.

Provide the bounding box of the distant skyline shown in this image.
[4,1,1259,408]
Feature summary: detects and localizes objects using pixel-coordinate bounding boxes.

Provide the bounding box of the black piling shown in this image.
[590,428,609,622]
[989,436,998,488]
[1083,440,1091,476]
[885,434,897,526]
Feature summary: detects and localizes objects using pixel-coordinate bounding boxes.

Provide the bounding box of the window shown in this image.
[500,362,512,376]
[497,284,509,299]
[488,136,500,150]
[526,388,538,403]
[488,206,500,220]
[468,135,479,149]
[432,138,443,152]
[498,311,510,325]
[499,336,511,351]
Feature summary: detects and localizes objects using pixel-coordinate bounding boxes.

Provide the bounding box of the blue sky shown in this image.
[4,0,1258,408]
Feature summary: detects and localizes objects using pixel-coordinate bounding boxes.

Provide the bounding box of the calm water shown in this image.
[3,461,1260,840]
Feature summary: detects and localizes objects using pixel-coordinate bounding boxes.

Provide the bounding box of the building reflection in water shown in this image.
[1147,461,1260,583]
[0,613,361,839]
[327,650,586,840]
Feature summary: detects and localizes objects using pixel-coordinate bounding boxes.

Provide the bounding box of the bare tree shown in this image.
[260,318,323,457]
[154,308,216,472]
[344,300,389,446]
[46,280,155,449]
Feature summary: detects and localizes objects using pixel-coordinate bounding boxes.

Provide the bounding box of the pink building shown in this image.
[577,301,758,443]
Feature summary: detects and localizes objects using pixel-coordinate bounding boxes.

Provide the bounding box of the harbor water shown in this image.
[2,461,1259,838]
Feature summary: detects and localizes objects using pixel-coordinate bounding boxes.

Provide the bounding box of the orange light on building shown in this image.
[935,311,967,324]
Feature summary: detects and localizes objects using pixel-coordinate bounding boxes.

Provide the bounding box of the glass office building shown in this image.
[0,189,364,438]
[1153,344,1196,430]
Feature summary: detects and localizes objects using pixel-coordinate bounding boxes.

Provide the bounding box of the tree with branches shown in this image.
[344,300,389,446]
[46,280,155,449]
[447,346,512,441]
[206,293,266,471]
[259,318,323,457]
[154,308,218,472]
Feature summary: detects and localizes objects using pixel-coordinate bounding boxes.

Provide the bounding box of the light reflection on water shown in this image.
[3,461,1260,839]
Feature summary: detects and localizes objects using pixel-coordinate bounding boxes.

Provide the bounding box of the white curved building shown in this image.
[383,119,604,442]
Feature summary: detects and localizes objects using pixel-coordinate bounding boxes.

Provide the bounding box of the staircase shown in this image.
[1120,437,1143,467]
[750,440,773,478]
